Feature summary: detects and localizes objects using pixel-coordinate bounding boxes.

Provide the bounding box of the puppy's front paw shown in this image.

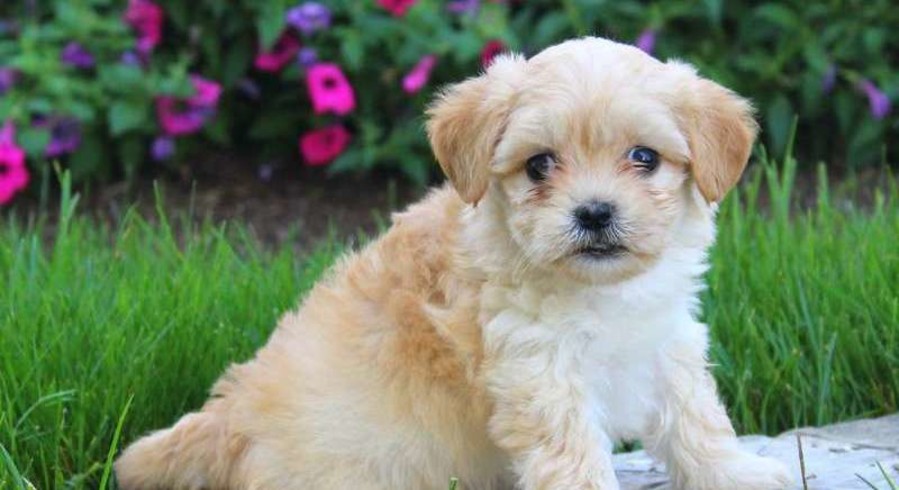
[683,452,794,490]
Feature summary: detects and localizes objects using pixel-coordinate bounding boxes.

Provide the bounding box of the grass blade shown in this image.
[99,394,134,490]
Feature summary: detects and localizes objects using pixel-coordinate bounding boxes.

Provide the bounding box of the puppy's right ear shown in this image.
[427,55,524,204]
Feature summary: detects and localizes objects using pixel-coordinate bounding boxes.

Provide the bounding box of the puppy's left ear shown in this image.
[677,74,758,204]
[427,55,525,204]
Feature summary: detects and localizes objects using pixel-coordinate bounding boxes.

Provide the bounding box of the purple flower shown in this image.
[121,51,142,66]
[286,2,331,36]
[151,136,175,161]
[635,29,656,55]
[34,116,81,157]
[858,79,892,120]
[0,20,20,36]
[0,68,17,95]
[297,47,318,67]
[61,42,95,69]
[821,64,837,94]
[237,78,261,99]
[447,0,480,14]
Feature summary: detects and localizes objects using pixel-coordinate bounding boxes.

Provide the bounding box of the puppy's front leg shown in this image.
[644,326,793,490]
[484,318,618,490]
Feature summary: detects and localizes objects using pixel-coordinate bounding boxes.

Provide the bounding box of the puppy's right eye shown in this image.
[526,153,556,182]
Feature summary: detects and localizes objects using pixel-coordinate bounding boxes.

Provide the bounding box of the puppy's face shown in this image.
[428,38,757,282]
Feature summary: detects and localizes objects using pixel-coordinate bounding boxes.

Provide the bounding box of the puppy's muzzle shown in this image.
[571,200,627,258]
[574,200,615,232]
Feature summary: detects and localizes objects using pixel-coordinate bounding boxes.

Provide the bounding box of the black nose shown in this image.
[574,201,615,232]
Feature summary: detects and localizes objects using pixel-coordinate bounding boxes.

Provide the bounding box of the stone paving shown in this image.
[615,413,899,489]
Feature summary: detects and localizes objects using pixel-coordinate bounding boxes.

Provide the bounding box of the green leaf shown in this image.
[248,112,301,140]
[221,37,253,87]
[204,112,231,145]
[257,2,286,50]
[753,4,798,29]
[108,101,148,136]
[118,135,145,183]
[68,131,107,183]
[532,12,570,47]
[702,0,723,26]
[765,95,793,158]
[99,65,145,93]
[340,29,365,71]
[18,127,51,158]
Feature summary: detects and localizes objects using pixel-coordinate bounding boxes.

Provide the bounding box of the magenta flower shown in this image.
[255,32,302,73]
[858,79,892,120]
[300,125,351,166]
[402,55,437,94]
[377,0,417,17]
[635,29,656,55]
[151,136,175,161]
[286,2,331,36]
[61,42,95,69]
[189,76,222,107]
[124,0,164,54]
[155,75,222,136]
[0,121,30,205]
[480,39,506,68]
[0,68,17,95]
[306,63,356,115]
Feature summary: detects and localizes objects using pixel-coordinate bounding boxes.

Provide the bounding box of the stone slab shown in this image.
[614,413,899,489]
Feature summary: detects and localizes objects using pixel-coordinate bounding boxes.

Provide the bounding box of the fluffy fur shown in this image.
[116,37,793,490]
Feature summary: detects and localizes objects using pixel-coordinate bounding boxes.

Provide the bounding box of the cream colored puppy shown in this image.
[116,37,793,490]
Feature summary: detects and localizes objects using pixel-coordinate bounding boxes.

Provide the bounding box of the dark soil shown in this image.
[6,152,427,250]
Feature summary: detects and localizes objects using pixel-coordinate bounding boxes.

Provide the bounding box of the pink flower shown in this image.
[306,63,356,115]
[155,75,222,136]
[124,0,164,54]
[402,54,437,94]
[0,121,30,206]
[255,31,302,73]
[189,75,222,106]
[300,125,351,166]
[377,0,417,17]
[481,39,506,68]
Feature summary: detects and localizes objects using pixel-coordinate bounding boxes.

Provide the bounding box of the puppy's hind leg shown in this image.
[115,404,247,490]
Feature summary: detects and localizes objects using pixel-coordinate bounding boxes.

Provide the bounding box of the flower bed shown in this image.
[0,0,896,205]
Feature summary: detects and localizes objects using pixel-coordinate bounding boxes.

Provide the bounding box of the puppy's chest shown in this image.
[487,289,682,439]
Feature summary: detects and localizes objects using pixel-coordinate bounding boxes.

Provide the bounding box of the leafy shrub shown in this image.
[0,0,896,205]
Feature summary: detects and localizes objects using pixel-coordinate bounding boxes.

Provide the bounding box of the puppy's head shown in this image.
[428,37,756,283]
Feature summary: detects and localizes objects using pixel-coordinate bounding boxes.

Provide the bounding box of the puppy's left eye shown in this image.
[525,152,556,182]
[627,146,660,172]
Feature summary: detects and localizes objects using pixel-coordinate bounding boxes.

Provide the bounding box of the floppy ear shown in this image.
[678,77,758,204]
[426,55,524,204]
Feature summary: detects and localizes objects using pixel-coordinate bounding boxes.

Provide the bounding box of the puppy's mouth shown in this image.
[575,242,628,259]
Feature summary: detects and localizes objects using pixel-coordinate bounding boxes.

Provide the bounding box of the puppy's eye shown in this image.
[526,153,556,182]
[627,146,660,172]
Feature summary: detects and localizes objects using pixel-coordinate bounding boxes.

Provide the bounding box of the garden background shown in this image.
[1,1,897,489]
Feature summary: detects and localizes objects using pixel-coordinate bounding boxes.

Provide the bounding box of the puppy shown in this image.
[116,37,793,490]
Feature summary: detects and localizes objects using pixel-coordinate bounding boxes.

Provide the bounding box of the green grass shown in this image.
[1,158,897,489]
[707,152,899,434]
